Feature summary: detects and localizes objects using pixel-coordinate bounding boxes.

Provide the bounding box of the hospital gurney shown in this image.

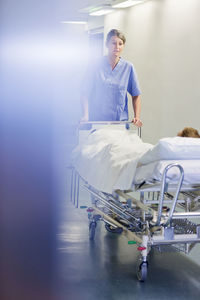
[70,122,200,282]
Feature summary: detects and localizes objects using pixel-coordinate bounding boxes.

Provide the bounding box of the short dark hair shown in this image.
[106,29,126,45]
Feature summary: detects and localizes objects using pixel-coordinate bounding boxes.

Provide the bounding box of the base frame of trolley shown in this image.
[70,164,200,282]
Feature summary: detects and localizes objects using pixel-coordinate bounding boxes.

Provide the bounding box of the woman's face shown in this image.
[107,35,124,58]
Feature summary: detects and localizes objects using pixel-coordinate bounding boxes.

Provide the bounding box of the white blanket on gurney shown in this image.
[72,128,200,193]
[72,127,152,193]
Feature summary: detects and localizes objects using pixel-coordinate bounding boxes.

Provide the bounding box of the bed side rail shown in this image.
[156,163,184,226]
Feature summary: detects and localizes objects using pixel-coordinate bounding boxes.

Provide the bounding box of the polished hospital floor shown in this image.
[57,174,200,300]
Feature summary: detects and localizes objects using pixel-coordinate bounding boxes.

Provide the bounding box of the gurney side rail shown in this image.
[156,163,184,226]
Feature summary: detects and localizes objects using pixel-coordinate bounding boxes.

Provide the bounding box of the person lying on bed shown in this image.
[177,127,200,210]
[177,127,200,138]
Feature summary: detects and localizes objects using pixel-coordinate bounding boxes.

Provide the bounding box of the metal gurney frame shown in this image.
[70,121,200,282]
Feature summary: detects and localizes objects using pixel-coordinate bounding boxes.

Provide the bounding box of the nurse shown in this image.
[81,29,142,127]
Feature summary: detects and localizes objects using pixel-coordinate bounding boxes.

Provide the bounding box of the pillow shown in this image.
[139,137,200,165]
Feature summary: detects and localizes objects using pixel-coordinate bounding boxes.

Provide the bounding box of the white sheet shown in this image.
[72,129,200,193]
[134,160,200,185]
[72,127,153,193]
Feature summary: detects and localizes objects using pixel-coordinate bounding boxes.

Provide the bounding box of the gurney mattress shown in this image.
[134,160,200,185]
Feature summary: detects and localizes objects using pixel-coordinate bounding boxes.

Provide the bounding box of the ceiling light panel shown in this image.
[89,8,114,16]
[60,21,87,24]
[112,0,143,8]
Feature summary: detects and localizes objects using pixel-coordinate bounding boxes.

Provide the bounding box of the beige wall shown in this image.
[104,0,200,143]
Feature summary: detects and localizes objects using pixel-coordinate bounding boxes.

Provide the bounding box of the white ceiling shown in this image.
[1,0,120,33]
[56,0,117,21]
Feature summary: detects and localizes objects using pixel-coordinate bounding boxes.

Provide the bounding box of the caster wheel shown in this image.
[137,261,148,282]
[105,223,123,234]
[89,221,96,240]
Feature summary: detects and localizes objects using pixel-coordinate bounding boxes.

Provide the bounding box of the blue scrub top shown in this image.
[82,56,141,121]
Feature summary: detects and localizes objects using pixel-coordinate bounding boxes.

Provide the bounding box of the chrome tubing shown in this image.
[84,185,141,225]
[79,121,142,137]
[79,121,134,125]
[156,163,184,226]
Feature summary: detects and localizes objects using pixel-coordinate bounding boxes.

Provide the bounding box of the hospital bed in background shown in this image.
[70,122,200,282]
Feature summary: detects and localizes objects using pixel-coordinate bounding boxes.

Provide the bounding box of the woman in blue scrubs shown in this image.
[81,29,142,127]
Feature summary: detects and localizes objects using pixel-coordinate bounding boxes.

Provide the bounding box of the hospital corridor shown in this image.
[1,0,200,299]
